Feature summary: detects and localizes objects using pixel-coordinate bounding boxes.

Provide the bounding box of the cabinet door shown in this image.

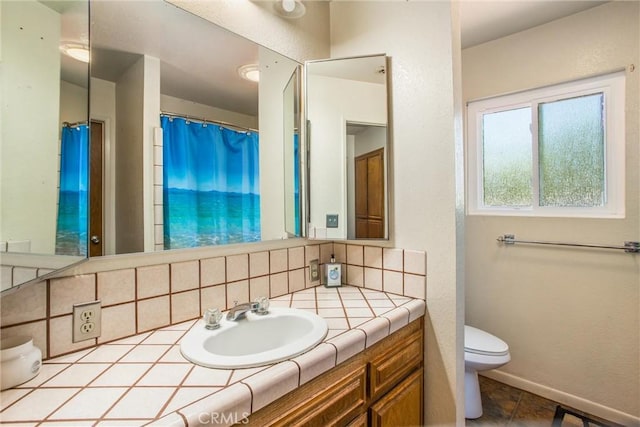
[370,368,423,427]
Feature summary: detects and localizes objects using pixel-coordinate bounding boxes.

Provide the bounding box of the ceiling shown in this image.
[50,0,610,117]
[459,0,608,48]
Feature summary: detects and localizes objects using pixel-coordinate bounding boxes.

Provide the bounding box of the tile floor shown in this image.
[466,376,622,427]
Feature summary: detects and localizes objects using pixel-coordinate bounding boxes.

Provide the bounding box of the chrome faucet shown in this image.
[226,297,270,321]
[226,302,258,321]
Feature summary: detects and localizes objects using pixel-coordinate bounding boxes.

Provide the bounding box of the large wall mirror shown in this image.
[306,55,390,240]
[1,0,89,291]
[91,1,303,256]
[1,0,303,291]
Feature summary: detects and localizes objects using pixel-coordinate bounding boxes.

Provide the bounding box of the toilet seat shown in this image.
[465,325,509,357]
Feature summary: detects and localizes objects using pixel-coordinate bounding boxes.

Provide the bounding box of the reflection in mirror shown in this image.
[89,1,302,255]
[306,55,389,240]
[284,68,302,237]
[0,0,89,291]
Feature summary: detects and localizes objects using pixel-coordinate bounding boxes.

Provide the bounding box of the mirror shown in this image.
[305,54,390,240]
[0,0,89,290]
[89,1,302,255]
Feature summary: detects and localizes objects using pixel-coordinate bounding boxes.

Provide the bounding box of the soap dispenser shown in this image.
[325,254,342,288]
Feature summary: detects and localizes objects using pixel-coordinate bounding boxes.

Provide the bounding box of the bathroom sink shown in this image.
[180,307,328,369]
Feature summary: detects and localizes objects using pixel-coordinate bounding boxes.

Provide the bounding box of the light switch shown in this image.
[326,214,339,228]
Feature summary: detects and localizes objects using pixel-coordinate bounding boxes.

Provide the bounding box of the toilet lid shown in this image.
[465,325,509,356]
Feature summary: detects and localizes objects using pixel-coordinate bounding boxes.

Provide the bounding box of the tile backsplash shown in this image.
[0,242,426,359]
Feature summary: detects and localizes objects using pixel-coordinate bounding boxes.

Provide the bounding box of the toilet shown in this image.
[464,325,511,419]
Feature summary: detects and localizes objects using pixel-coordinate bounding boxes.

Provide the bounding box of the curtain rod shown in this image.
[160,111,258,134]
[63,120,88,128]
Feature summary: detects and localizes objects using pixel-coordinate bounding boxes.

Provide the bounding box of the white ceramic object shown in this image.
[464,325,511,419]
[181,307,328,369]
[1,336,42,390]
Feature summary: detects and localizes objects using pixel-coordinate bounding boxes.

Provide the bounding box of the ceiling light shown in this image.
[238,64,260,83]
[60,43,90,63]
[273,0,306,19]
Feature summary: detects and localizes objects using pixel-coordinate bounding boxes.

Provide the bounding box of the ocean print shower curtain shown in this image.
[161,116,260,249]
[55,124,89,256]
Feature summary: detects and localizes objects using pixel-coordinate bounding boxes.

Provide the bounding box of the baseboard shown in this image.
[481,370,639,427]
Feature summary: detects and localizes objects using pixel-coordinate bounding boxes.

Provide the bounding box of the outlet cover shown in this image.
[309,259,320,282]
[73,300,102,342]
[326,214,339,228]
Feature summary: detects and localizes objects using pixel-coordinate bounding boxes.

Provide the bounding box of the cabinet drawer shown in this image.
[369,326,422,399]
[261,365,367,427]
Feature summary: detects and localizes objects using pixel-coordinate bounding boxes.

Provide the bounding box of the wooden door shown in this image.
[355,148,384,238]
[89,120,103,256]
[369,368,423,427]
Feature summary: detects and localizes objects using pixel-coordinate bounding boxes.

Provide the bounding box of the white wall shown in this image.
[258,48,299,241]
[463,2,639,424]
[115,56,160,254]
[331,2,462,424]
[0,0,60,254]
[160,94,257,130]
[307,75,387,239]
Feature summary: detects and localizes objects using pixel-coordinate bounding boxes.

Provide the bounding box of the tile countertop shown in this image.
[0,286,425,427]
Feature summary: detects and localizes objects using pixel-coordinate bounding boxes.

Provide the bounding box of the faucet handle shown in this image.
[203,308,222,330]
[253,296,270,315]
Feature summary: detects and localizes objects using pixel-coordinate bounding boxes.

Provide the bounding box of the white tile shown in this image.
[404,273,426,299]
[404,250,426,275]
[160,320,197,331]
[328,329,366,364]
[367,298,394,308]
[159,345,189,363]
[106,387,176,419]
[78,345,134,363]
[45,348,93,364]
[249,251,269,277]
[226,254,249,282]
[90,363,152,386]
[0,388,31,411]
[317,299,342,308]
[109,332,151,345]
[347,318,370,328]
[49,387,128,420]
[145,413,185,427]
[291,300,317,309]
[241,361,299,412]
[403,299,426,322]
[42,363,110,387]
[325,318,349,329]
[342,299,369,308]
[383,248,403,271]
[16,364,69,388]
[288,246,305,269]
[40,421,95,426]
[119,345,171,363]
[161,387,219,416]
[364,246,383,268]
[345,307,374,317]
[383,270,403,295]
[346,245,364,266]
[0,388,79,422]
[183,365,231,387]
[95,421,148,427]
[269,248,288,273]
[178,383,251,427]
[228,366,267,383]
[293,343,336,385]
[357,317,389,348]
[382,307,410,334]
[137,363,192,386]
[142,330,185,345]
[317,308,345,317]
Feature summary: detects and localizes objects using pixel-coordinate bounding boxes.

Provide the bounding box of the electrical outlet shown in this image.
[309,259,320,282]
[73,300,101,342]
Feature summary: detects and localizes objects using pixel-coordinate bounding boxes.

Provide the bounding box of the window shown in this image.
[467,72,625,218]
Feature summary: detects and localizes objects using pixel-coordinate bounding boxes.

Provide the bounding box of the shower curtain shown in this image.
[55,124,89,256]
[161,116,260,249]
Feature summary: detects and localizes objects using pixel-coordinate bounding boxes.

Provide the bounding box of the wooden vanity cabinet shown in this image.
[244,317,424,427]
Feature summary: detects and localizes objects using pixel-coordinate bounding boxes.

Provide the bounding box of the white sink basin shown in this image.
[180,307,328,369]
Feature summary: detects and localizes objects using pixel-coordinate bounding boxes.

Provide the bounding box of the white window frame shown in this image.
[467,72,625,218]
